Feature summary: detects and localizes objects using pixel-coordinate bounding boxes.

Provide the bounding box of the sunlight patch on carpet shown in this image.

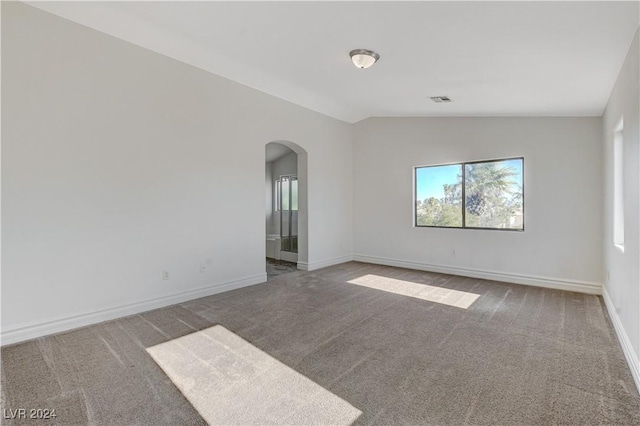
[348,274,480,309]
[146,325,361,425]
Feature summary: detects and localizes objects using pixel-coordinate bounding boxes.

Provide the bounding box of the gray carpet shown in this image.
[2,262,640,425]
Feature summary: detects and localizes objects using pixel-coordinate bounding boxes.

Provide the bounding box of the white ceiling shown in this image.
[28,1,639,123]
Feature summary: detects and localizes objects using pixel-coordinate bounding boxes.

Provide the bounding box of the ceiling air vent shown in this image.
[430,96,452,103]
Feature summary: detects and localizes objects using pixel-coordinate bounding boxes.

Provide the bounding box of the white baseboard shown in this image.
[602,287,640,393]
[299,255,354,272]
[1,273,267,347]
[353,254,602,295]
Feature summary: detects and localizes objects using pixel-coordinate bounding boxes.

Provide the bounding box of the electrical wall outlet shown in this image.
[200,264,206,273]
[162,270,170,280]
[451,249,456,256]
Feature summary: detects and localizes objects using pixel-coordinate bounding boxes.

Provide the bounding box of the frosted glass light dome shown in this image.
[349,49,380,69]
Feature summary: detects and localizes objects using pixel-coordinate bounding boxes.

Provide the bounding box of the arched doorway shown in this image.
[265,141,308,278]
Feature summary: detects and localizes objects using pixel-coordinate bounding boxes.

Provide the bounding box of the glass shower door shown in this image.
[278,176,298,253]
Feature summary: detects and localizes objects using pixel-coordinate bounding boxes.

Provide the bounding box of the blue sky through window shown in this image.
[416,164,461,201]
[416,159,523,201]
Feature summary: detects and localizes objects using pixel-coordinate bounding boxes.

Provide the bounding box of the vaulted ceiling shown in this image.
[28,1,639,123]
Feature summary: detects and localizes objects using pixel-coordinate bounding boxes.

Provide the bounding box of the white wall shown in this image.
[353,117,603,293]
[2,2,353,344]
[602,29,640,388]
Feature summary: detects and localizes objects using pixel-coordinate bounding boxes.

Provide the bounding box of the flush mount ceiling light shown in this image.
[349,49,380,69]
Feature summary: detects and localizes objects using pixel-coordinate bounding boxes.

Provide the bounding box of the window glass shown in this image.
[415,164,463,227]
[464,158,523,230]
[291,179,298,211]
[415,158,523,231]
[280,177,290,211]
